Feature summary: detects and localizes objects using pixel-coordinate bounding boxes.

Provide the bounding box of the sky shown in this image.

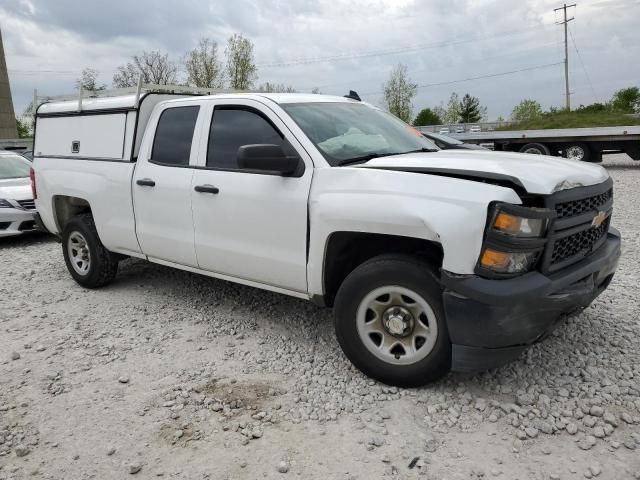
[2,0,639,121]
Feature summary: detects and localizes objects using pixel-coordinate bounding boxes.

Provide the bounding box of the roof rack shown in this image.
[33,76,245,114]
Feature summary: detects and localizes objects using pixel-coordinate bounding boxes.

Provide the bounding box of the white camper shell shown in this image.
[34,85,231,162]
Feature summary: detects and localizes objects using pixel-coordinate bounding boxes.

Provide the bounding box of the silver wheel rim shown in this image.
[566,145,585,161]
[68,231,91,275]
[356,286,438,366]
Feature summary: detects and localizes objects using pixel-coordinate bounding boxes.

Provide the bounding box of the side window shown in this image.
[207,108,286,169]
[151,106,199,166]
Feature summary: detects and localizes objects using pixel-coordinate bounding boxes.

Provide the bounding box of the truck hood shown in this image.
[357,149,609,194]
[0,177,32,201]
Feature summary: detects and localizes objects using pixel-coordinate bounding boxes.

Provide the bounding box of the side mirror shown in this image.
[237,144,302,176]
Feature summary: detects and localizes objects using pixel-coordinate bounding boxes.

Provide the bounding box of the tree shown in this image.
[458,93,483,123]
[511,99,543,122]
[16,117,30,138]
[185,38,225,89]
[257,82,297,93]
[311,87,322,94]
[610,87,640,113]
[113,51,177,88]
[413,108,442,126]
[382,64,417,123]
[443,93,461,124]
[225,34,257,90]
[76,68,106,92]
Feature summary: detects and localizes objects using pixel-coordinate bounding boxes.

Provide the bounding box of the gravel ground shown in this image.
[1,154,639,480]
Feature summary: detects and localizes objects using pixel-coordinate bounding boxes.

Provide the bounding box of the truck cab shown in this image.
[32,87,621,387]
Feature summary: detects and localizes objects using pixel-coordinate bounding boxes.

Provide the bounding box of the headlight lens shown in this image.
[492,211,548,237]
[0,199,12,208]
[479,248,539,274]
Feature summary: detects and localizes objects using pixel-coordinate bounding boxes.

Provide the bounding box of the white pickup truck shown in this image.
[31,88,621,387]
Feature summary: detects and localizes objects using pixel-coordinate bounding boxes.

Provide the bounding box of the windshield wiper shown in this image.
[336,152,393,166]
[400,147,439,154]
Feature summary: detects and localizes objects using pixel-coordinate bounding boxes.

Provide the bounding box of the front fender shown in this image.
[307,167,522,297]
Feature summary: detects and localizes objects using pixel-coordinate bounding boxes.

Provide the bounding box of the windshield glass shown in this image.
[426,132,464,145]
[281,102,438,166]
[0,154,31,179]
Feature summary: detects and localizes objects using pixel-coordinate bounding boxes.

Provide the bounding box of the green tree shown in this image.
[225,34,257,90]
[113,51,177,88]
[76,68,106,92]
[185,38,225,88]
[16,117,30,138]
[511,99,543,122]
[443,93,460,124]
[383,64,417,123]
[459,93,483,123]
[413,108,442,126]
[610,87,640,113]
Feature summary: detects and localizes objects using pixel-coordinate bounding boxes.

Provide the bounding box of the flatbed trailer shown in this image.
[418,125,640,163]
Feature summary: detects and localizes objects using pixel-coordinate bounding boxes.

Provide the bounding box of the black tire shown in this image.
[519,143,550,155]
[334,254,451,388]
[564,142,593,162]
[62,213,119,288]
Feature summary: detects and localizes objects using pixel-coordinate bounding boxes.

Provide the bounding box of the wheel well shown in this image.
[53,196,92,233]
[322,232,443,307]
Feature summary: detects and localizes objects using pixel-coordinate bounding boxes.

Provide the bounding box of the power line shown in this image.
[257,23,555,68]
[568,26,599,103]
[360,62,564,96]
[299,40,562,92]
[9,69,77,75]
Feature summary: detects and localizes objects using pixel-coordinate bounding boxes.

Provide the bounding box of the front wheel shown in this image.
[62,214,119,288]
[334,254,451,387]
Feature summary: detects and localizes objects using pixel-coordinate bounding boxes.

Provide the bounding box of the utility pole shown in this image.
[555,3,575,111]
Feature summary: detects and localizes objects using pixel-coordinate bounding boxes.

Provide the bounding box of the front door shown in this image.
[191,100,313,292]
[133,103,202,267]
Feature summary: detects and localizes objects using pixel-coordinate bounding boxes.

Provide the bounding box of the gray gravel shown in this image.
[1,154,639,479]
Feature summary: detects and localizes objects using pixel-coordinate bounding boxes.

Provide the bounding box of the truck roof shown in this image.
[37,91,361,116]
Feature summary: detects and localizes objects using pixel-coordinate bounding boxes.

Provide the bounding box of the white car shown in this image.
[469,125,481,133]
[32,89,620,387]
[455,126,465,134]
[0,152,37,237]
[439,127,450,134]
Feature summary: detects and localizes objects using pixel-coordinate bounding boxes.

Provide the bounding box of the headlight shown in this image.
[476,202,554,277]
[491,209,548,238]
[479,248,539,274]
[0,199,12,208]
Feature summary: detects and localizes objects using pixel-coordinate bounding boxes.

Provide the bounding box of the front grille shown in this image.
[17,199,36,210]
[551,217,610,265]
[542,180,613,272]
[555,188,612,219]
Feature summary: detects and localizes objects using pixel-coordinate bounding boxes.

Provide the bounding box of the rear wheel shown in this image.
[564,142,592,162]
[519,143,550,155]
[62,214,119,288]
[334,254,451,387]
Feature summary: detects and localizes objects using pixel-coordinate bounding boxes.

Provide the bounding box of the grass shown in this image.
[498,111,640,130]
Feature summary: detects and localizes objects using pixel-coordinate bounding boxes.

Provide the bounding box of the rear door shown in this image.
[190,99,313,292]
[133,102,202,266]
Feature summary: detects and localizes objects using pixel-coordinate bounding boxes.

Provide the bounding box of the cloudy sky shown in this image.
[2,0,639,120]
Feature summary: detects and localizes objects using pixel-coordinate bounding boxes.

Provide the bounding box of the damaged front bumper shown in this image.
[440,228,621,372]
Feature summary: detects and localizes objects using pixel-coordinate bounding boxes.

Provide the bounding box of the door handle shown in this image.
[194,184,219,194]
[136,178,156,187]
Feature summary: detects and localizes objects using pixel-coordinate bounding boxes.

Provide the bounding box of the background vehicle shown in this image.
[419,125,640,162]
[31,86,620,387]
[0,151,37,237]
[422,131,487,151]
[439,127,450,134]
[455,126,465,134]
[469,125,481,133]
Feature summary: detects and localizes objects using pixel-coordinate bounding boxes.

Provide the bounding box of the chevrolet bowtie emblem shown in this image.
[591,211,608,228]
